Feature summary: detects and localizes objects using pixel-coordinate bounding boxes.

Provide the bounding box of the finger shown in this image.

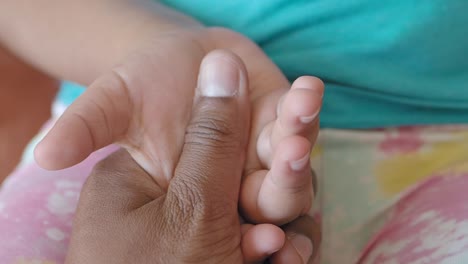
[271,215,321,264]
[241,224,285,264]
[258,76,323,168]
[168,50,250,217]
[241,136,313,225]
[34,72,132,170]
[270,240,305,264]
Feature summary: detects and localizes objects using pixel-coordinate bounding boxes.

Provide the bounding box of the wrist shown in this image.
[107,2,207,70]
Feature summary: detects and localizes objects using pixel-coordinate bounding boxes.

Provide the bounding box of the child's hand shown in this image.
[35,28,322,225]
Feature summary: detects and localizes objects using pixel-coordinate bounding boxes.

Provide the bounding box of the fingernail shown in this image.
[299,111,319,124]
[290,234,313,263]
[289,153,310,172]
[199,56,240,97]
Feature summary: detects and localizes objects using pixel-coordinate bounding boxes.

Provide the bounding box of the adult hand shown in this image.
[66,51,318,264]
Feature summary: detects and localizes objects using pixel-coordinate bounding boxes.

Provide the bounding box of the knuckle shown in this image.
[173,180,204,215]
[169,175,207,220]
[185,113,240,153]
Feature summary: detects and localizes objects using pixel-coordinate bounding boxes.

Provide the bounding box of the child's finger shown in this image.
[241,223,285,264]
[34,73,132,170]
[257,76,323,168]
[241,136,313,225]
[271,215,320,264]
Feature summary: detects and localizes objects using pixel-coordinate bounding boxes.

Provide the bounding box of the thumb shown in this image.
[168,50,250,216]
[34,72,132,170]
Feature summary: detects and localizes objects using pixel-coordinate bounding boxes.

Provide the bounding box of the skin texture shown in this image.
[0,0,322,225]
[0,0,322,257]
[0,44,57,183]
[34,27,323,225]
[66,52,319,263]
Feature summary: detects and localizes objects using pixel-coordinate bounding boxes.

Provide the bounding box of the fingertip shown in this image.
[242,224,285,263]
[34,139,57,170]
[257,77,322,169]
[34,141,75,171]
[281,88,321,127]
[198,49,248,98]
[291,76,324,96]
[268,87,320,159]
[34,127,92,170]
[195,49,251,145]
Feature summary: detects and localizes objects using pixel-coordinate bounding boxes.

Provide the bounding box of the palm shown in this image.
[113,29,287,189]
[115,33,208,188]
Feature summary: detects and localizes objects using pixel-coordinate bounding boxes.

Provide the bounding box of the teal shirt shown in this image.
[60,0,468,128]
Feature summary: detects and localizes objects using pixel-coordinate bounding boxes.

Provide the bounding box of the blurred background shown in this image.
[0,44,57,183]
